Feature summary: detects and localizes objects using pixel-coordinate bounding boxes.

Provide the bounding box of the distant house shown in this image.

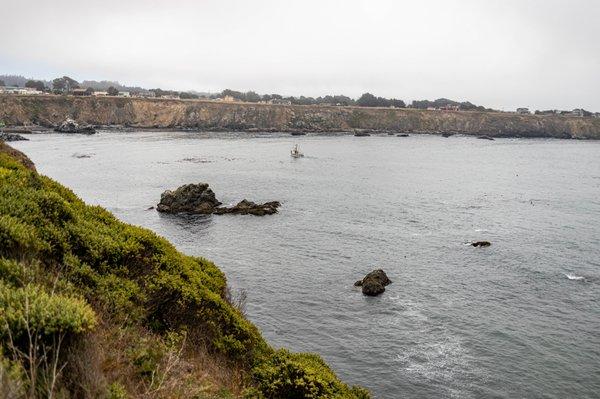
[571,109,585,117]
[268,99,291,105]
[71,88,90,96]
[92,91,109,97]
[0,86,42,95]
[426,106,439,111]
[440,105,460,111]
[516,108,530,114]
[117,91,130,97]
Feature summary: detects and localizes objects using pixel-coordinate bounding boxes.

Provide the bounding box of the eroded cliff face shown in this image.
[2,95,600,139]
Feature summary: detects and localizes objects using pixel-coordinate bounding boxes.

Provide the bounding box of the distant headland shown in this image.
[2,94,600,139]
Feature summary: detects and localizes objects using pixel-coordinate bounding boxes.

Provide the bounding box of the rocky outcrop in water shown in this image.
[214,199,281,216]
[477,135,494,141]
[157,183,221,214]
[471,241,491,247]
[0,132,28,141]
[157,183,280,216]
[55,118,96,134]
[354,269,392,296]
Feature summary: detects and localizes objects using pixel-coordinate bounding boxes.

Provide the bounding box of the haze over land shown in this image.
[2,0,600,110]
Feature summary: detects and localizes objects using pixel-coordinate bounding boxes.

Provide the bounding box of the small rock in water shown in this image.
[471,241,491,247]
[477,135,494,140]
[72,153,93,158]
[0,132,28,142]
[355,269,392,296]
[396,134,410,137]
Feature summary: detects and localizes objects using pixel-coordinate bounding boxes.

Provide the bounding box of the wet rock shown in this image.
[396,134,410,137]
[157,183,221,214]
[55,118,96,134]
[0,132,28,142]
[291,132,307,136]
[214,199,281,216]
[354,132,371,137]
[355,269,392,296]
[471,241,491,247]
[477,135,494,141]
[442,132,455,137]
[157,183,280,216]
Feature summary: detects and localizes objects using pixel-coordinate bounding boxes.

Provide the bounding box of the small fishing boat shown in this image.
[290,144,304,158]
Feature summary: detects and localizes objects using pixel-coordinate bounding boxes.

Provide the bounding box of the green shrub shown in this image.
[0,258,31,287]
[107,382,128,399]
[0,283,97,338]
[0,214,44,259]
[251,350,370,399]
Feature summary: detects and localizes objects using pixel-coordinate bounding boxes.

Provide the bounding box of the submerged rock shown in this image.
[354,132,371,137]
[477,135,494,140]
[396,134,410,137]
[471,241,491,247]
[0,132,28,142]
[157,183,279,216]
[214,199,281,216]
[354,269,392,296]
[55,118,96,134]
[441,132,455,138]
[157,183,221,214]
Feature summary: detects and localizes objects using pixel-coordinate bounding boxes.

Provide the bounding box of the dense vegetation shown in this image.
[0,142,369,399]
[409,98,493,112]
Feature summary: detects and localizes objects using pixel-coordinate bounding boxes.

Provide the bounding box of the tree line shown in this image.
[1,74,498,111]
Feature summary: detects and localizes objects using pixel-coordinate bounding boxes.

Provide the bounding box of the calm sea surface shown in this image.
[13,132,600,398]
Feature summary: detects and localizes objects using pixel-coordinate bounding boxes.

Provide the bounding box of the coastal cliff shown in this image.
[2,94,600,139]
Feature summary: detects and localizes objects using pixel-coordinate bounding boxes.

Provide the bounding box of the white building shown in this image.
[118,91,130,97]
[516,108,530,114]
[92,91,109,97]
[0,86,43,95]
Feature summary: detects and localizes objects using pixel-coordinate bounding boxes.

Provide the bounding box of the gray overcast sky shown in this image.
[1,0,599,110]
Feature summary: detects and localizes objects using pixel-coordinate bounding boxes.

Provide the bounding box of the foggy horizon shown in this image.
[2,0,599,111]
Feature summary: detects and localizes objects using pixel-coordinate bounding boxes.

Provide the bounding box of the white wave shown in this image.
[564,273,585,281]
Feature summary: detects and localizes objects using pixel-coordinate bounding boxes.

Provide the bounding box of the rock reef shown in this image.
[0,132,28,141]
[157,183,280,216]
[55,117,96,134]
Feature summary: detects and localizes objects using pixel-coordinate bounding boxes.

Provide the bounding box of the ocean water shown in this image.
[13,132,600,398]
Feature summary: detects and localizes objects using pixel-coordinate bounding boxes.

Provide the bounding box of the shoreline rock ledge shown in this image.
[55,118,96,134]
[354,269,392,296]
[157,183,280,216]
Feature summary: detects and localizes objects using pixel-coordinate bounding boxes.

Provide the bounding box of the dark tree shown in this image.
[0,80,4,86]
[52,76,79,92]
[179,92,199,99]
[244,91,261,102]
[25,80,46,91]
[356,93,379,107]
[85,87,95,95]
[107,86,119,96]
